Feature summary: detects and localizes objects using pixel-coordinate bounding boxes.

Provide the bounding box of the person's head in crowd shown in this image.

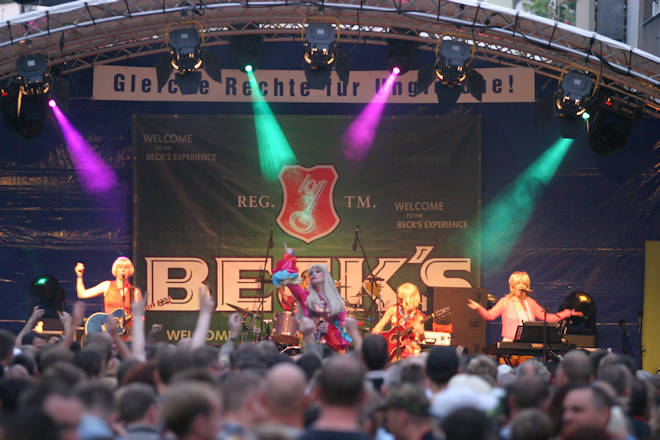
[598,353,635,375]
[509,375,550,416]
[115,358,141,385]
[361,334,388,372]
[119,361,158,388]
[426,346,459,392]
[20,383,85,440]
[516,359,551,384]
[555,350,592,387]
[40,361,87,388]
[82,333,113,362]
[74,347,104,378]
[116,382,159,428]
[22,331,49,347]
[219,369,267,428]
[155,344,194,391]
[466,354,498,387]
[510,409,552,440]
[190,345,222,377]
[1,409,60,440]
[588,349,609,373]
[295,352,322,381]
[317,354,365,408]
[74,380,117,424]
[0,377,34,414]
[560,423,610,440]
[9,352,36,377]
[170,367,217,385]
[230,342,268,372]
[561,384,612,437]
[629,376,652,421]
[0,329,16,367]
[430,374,498,422]
[382,384,433,440]
[36,344,75,374]
[161,381,222,440]
[400,357,427,389]
[261,362,308,428]
[597,363,632,400]
[441,406,493,440]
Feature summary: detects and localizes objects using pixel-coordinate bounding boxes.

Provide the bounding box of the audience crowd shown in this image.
[0,295,658,440]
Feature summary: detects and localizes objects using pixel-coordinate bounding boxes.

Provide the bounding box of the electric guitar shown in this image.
[381,306,452,360]
[84,296,172,336]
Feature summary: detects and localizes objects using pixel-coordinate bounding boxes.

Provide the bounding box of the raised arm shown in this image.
[75,262,110,299]
[15,306,44,347]
[130,296,147,361]
[468,297,507,321]
[190,284,215,349]
[530,299,578,322]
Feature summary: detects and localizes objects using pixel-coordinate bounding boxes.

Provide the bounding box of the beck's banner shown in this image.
[134,115,481,343]
[95,66,534,103]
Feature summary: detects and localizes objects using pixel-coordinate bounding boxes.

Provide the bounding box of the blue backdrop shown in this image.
[0,42,657,364]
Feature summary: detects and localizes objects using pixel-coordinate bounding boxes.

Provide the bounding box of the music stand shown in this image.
[514,322,564,344]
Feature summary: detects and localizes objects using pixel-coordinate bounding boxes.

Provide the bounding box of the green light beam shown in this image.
[247,70,297,181]
[479,138,574,270]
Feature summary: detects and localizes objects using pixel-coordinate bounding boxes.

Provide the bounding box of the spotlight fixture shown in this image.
[416,37,484,105]
[229,28,263,72]
[28,275,66,319]
[587,96,638,155]
[385,28,417,75]
[156,23,222,95]
[1,53,69,138]
[553,68,599,139]
[555,71,595,118]
[302,18,350,90]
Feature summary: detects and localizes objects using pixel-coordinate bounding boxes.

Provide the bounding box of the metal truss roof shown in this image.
[1,0,659,116]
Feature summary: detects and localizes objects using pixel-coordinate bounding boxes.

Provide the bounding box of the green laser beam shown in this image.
[479,138,574,269]
[247,70,297,181]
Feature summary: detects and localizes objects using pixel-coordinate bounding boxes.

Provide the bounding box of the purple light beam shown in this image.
[50,102,118,194]
[342,69,400,162]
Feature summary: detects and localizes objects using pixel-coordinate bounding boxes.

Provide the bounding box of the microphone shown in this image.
[268,225,274,249]
[352,225,359,251]
[520,287,534,294]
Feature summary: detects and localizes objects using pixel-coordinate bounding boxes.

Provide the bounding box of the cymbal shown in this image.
[226,303,252,314]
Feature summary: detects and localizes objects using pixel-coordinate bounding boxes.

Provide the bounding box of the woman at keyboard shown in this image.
[467,271,582,342]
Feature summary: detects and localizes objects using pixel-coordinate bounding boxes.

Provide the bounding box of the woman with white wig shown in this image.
[277,246,352,352]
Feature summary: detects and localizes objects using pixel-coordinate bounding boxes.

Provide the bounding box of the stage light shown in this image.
[28,275,66,319]
[302,19,350,90]
[555,71,594,118]
[245,64,253,73]
[385,29,417,75]
[392,67,401,75]
[229,30,263,72]
[156,24,222,95]
[582,112,590,120]
[17,54,51,95]
[587,96,638,155]
[48,99,56,108]
[416,38,484,105]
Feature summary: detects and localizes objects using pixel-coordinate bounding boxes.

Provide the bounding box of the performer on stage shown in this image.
[75,257,142,315]
[275,247,352,352]
[467,271,582,341]
[372,282,425,360]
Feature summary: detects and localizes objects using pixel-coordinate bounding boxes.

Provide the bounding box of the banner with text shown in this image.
[133,115,481,343]
[95,66,534,103]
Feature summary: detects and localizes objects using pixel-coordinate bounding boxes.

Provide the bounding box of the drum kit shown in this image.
[227,273,386,354]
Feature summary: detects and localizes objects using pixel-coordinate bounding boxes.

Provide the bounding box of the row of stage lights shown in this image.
[0,22,640,153]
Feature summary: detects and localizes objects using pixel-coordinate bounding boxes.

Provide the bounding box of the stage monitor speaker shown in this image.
[431,287,487,355]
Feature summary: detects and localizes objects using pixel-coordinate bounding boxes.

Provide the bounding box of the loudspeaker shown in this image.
[431,287,487,355]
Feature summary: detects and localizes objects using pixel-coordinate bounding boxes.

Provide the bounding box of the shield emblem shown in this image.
[276,164,341,243]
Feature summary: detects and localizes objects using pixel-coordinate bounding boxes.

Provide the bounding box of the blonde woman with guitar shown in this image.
[372,282,426,361]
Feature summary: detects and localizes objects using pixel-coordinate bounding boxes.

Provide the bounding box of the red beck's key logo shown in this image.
[276,164,341,243]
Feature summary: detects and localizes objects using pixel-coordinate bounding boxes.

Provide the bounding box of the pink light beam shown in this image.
[342,69,400,162]
[50,102,118,194]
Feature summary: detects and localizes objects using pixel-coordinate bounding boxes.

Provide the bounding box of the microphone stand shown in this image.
[255,226,274,342]
[353,226,381,332]
[542,307,548,363]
